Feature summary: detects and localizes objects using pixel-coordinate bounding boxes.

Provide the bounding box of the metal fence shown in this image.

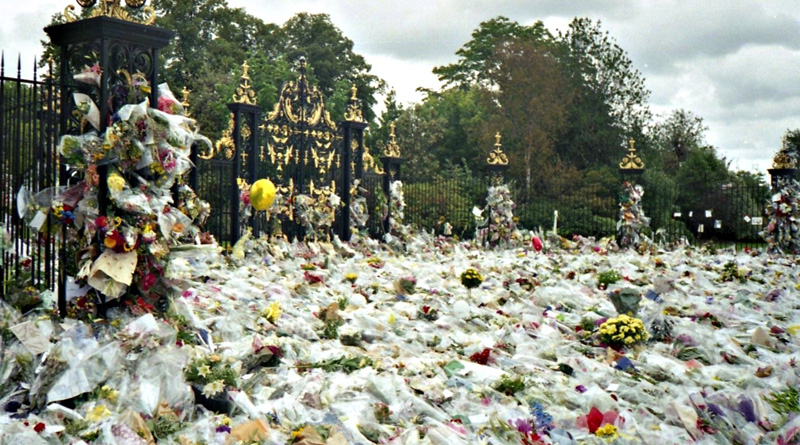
[1,57,60,302]
[401,168,771,248]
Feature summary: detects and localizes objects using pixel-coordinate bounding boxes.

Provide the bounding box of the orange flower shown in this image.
[104,236,117,248]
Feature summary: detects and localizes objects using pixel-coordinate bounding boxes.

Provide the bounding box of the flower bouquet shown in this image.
[184,353,238,413]
[460,267,483,296]
[394,275,417,295]
[597,314,648,350]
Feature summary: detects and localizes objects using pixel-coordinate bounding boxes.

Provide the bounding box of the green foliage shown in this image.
[652,109,708,166]
[675,146,731,210]
[184,355,238,387]
[494,374,525,396]
[719,261,747,283]
[782,128,800,162]
[433,16,551,88]
[281,13,383,122]
[763,386,799,417]
[561,17,651,135]
[299,355,374,374]
[597,270,622,287]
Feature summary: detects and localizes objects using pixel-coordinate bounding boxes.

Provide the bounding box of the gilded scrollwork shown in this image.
[260,57,340,178]
[384,122,402,158]
[66,0,156,25]
[619,138,645,170]
[486,132,509,166]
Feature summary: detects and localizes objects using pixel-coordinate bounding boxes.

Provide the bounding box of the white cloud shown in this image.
[3,0,800,172]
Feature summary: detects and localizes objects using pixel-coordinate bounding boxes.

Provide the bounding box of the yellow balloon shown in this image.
[250,179,276,211]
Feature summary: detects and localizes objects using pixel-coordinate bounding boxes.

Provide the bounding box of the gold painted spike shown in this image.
[180,86,191,115]
[350,83,358,101]
[67,0,155,25]
[486,131,509,165]
[384,122,402,157]
[344,83,364,122]
[772,150,797,169]
[619,138,645,170]
[233,60,257,104]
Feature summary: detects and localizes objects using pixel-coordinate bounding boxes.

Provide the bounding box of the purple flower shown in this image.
[707,403,725,417]
[675,334,697,346]
[738,397,757,423]
[215,425,231,433]
[575,385,588,393]
[509,418,535,435]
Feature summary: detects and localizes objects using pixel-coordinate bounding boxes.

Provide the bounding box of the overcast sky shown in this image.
[2,1,799,174]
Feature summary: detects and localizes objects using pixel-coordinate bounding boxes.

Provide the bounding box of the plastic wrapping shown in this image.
[1,232,800,443]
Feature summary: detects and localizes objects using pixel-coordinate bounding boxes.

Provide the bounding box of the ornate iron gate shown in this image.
[199,58,367,244]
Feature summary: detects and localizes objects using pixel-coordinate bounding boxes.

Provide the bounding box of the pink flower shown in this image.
[157,95,179,115]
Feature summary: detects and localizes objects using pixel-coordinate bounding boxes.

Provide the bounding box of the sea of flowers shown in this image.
[1,230,799,444]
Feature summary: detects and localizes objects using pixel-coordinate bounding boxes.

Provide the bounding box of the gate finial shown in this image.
[384,122,402,158]
[619,138,645,170]
[344,83,364,122]
[66,0,156,25]
[487,131,509,166]
[233,60,257,105]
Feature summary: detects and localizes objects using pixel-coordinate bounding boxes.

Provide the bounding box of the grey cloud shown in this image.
[608,1,800,74]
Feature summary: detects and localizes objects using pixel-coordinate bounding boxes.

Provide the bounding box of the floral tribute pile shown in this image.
[1,229,799,444]
[761,176,800,254]
[475,184,519,247]
[20,64,212,310]
[617,182,650,250]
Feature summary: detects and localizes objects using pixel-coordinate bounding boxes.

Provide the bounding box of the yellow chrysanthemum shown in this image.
[86,404,112,422]
[264,301,282,323]
[107,172,126,193]
[595,423,619,438]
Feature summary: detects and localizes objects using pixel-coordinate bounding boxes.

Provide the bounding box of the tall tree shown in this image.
[484,38,576,198]
[561,18,651,135]
[281,13,382,122]
[674,145,731,210]
[782,128,800,162]
[152,0,284,137]
[652,109,708,170]
[433,17,551,89]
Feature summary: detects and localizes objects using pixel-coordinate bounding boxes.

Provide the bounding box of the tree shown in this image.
[652,109,708,171]
[675,146,731,210]
[782,128,800,162]
[433,17,551,89]
[560,18,651,135]
[152,0,285,138]
[484,38,576,198]
[281,13,382,122]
